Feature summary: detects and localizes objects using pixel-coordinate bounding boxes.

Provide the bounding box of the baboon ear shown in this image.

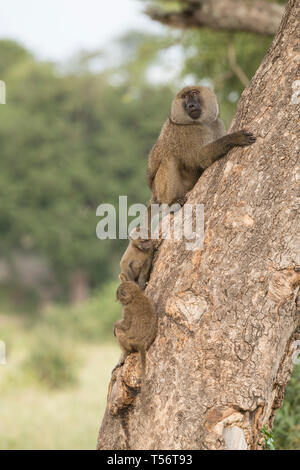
[129,226,140,241]
[119,273,128,283]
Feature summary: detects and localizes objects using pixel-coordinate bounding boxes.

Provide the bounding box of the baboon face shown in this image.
[181,88,202,120]
[171,86,219,125]
[132,238,152,253]
[116,281,140,304]
[129,227,152,252]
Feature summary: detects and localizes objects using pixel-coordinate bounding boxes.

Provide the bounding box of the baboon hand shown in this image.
[175,195,187,207]
[234,130,256,147]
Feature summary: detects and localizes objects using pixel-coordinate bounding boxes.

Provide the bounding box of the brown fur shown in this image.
[114,281,158,379]
[119,227,154,290]
[147,85,256,206]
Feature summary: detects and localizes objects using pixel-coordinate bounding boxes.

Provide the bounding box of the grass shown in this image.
[0,282,121,449]
[0,326,119,449]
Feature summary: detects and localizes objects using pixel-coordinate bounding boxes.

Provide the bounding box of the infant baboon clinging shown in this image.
[147,85,256,206]
[114,281,157,380]
[119,227,154,290]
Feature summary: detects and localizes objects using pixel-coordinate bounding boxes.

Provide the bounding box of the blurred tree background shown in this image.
[0,39,174,302]
[0,0,298,450]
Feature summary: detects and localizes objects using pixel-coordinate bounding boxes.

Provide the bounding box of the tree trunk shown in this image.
[97,0,300,450]
[147,0,284,36]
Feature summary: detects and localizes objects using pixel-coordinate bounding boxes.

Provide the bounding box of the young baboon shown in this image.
[147,85,256,206]
[119,227,154,290]
[114,281,158,380]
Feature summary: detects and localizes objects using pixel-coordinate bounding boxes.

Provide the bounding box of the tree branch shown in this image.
[227,35,250,87]
[146,0,284,36]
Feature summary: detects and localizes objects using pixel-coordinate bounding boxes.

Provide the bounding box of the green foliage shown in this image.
[261,425,276,450]
[0,40,173,294]
[1,280,120,396]
[22,280,121,388]
[24,331,80,389]
[273,363,300,450]
[0,39,32,77]
[42,281,121,342]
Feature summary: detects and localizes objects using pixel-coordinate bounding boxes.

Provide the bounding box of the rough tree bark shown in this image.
[147,0,284,36]
[97,0,300,450]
